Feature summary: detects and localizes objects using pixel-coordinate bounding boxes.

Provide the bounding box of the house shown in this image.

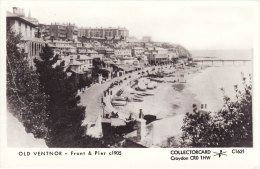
[77,47,87,54]
[69,41,82,48]
[132,47,144,57]
[47,40,77,55]
[145,47,169,65]
[114,48,132,57]
[6,7,45,68]
[68,58,84,74]
[94,47,114,57]
[117,57,139,65]
[75,55,93,73]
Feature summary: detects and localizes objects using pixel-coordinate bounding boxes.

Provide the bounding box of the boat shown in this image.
[134,94,143,98]
[147,81,157,89]
[111,100,127,106]
[132,98,143,102]
[113,96,128,101]
[116,89,124,96]
[136,93,154,96]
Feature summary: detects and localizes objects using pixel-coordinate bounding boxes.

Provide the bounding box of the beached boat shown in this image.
[133,98,143,102]
[147,81,157,89]
[131,98,143,102]
[137,93,154,96]
[113,96,128,101]
[116,89,124,96]
[136,82,147,91]
[111,100,127,106]
[150,78,164,83]
[134,94,143,98]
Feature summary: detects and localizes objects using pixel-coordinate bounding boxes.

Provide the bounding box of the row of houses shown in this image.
[38,23,129,42]
[7,7,189,87]
[45,39,178,64]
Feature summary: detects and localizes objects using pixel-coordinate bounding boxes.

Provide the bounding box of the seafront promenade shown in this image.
[80,65,152,137]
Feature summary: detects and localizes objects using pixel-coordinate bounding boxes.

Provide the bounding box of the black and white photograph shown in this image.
[0,0,260,168]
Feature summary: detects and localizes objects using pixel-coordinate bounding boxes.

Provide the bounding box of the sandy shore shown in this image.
[109,65,208,146]
[114,65,206,119]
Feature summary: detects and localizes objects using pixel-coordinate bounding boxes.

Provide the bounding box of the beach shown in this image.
[114,62,252,147]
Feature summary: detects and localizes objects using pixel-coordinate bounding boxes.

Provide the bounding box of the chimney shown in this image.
[13,7,25,17]
[12,7,18,14]
[136,118,146,142]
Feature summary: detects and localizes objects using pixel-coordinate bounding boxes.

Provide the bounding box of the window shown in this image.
[25,25,27,36]
[18,22,21,34]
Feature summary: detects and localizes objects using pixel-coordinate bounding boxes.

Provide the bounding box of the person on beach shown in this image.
[111,111,115,117]
[128,113,133,120]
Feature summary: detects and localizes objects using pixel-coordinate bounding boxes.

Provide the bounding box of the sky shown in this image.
[1,0,258,50]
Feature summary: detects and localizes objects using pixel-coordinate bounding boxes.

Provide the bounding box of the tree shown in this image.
[34,45,87,147]
[181,74,252,147]
[6,28,48,139]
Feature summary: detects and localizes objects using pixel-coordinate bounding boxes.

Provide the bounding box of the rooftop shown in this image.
[6,11,37,27]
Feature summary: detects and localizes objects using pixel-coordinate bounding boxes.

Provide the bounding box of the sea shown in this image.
[189,49,253,111]
[150,49,253,147]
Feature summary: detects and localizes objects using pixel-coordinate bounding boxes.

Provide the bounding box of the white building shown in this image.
[145,47,169,65]
[6,7,45,68]
[132,47,144,57]
[114,48,132,57]
[47,40,77,55]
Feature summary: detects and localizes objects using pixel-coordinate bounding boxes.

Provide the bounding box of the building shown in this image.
[68,58,83,74]
[47,40,76,55]
[66,24,78,40]
[78,27,129,40]
[69,41,82,48]
[114,48,132,57]
[145,47,169,65]
[131,47,144,57]
[75,55,93,72]
[38,24,50,39]
[77,47,87,54]
[6,7,45,68]
[117,57,139,65]
[49,24,66,40]
[47,23,78,41]
[94,46,114,57]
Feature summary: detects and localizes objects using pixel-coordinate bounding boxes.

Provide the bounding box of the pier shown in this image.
[193,59,251,65]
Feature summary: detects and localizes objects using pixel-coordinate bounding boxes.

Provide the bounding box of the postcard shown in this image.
[0,0,259,168]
